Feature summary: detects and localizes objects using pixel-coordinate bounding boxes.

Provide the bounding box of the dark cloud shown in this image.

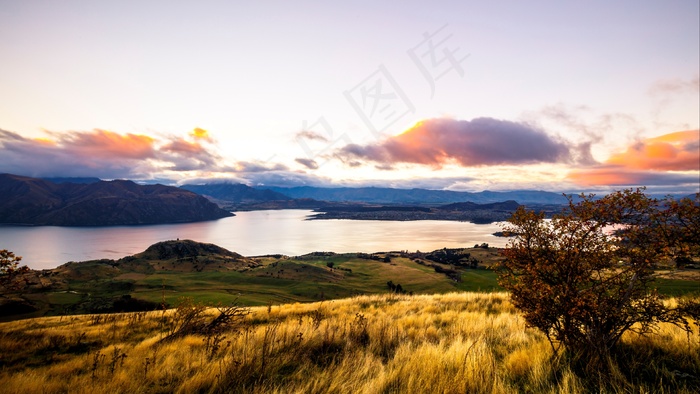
[295,158,319,170]
[335,117,582,168]
[179,176,248,186]
[159,135,223,171]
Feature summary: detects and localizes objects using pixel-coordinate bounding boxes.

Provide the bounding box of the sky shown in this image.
[0,0,698,194]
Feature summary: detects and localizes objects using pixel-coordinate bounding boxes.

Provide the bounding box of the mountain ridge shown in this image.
[0,173,233,226]
[257,185,575,205]
[182,182,577,205]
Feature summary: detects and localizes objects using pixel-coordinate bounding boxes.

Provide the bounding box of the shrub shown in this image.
[495,189,700,375]
[0,250,28,290]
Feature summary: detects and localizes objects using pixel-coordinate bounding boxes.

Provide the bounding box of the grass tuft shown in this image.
[0,292,697,393]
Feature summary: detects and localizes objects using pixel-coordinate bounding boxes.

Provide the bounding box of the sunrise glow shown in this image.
[0,1,697,194]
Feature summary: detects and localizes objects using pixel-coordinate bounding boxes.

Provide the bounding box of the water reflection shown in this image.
[0,210,508,270]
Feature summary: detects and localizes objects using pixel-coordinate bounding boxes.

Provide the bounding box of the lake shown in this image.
[0,210,509,270]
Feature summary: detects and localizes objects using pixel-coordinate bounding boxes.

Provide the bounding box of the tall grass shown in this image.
[0,292,697,393]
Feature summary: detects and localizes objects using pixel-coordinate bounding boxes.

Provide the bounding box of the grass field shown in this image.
[0,292,698,393]
[4,244,698,321]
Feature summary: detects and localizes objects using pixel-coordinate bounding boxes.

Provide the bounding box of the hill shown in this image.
[1,240,508,318]
[0,174,233,226]
[3,239,695,320]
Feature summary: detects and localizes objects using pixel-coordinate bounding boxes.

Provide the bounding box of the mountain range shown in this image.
[0,174,233,226]
[256,185,577,205]
[180,183,291,203]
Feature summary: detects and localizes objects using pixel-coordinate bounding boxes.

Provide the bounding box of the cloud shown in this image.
[335,118,585,168]
[46,128,157,159]
[159,132,223,171]
[606,130,699,171]
[243,171,331,187]
[567,166,699,187]
[567,130,700,187]
[648,76,700,96]
[295,158,319,170]
[0,128,157,178]
[0,127,226,178]
[648,76,700,131]
[191,127,213,141]
[338,176,477,190]
[296,130,329,142]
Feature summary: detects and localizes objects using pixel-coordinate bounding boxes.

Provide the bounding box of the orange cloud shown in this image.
[191,127,212,141]
[606,130,699,171]
[568,166,645,186]
[567,166,698,187]
[60,129,156,159]
[0,128,226,179]
[567,130,699,187]
[33,137,56,146]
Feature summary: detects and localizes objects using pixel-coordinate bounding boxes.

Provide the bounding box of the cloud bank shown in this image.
[0,127,226,179]
[568,130,700,187]
[335,117,591,168]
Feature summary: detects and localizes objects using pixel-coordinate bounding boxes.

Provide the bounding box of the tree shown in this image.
[495,189,699,372]
[0,249,29,289]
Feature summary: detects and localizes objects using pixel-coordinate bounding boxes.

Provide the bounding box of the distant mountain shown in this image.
[260,186,575,205]
[42,176,101,184]
[0,174,233,226]
[436,200,521,211]
[180,183,292,203]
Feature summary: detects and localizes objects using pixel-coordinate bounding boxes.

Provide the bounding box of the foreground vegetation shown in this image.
[497,190,700,375]
[3,240,696,321]
[1,292,698,393]
[1,243,510,320]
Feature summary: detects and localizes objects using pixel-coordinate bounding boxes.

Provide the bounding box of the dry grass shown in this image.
[0,292,698,393]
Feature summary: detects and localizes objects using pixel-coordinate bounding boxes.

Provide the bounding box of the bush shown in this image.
[0,250,28,290]
[495,189,700,375]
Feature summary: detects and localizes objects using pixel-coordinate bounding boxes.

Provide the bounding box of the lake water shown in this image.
[0,210,509,270]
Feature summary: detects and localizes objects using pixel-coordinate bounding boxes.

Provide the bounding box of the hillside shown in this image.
[0,292,697,393]
[3,239,696,321]
[1,240,508,319]
[0,174,233,226]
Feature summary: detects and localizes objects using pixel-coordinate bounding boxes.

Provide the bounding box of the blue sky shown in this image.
[0,0,698,193]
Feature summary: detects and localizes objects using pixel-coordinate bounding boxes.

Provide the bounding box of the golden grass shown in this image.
[0,292,697,393]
